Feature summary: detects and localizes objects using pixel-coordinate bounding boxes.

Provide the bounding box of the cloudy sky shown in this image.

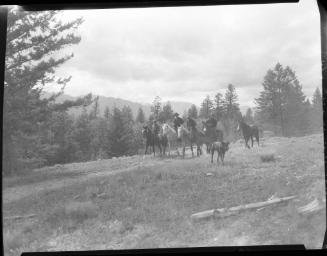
[49,0,321,108]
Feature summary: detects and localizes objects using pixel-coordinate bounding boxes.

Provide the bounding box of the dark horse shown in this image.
[237,120,259,149]
[202,121,223,153]
[142,124,166,156]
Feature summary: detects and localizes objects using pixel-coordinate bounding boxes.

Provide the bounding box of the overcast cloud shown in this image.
[49,0,321,108]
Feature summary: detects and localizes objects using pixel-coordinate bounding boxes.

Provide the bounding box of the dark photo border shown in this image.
[0,0,326,255]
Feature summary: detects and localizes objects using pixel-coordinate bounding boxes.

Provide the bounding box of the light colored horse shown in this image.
[177,125,195,158]
[162,123,179,156]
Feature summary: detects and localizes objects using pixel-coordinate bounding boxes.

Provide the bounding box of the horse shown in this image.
[142,125,154,155]
[162,123,180,156]
[151,122,164,156]
[142,124,162,156]
[237,120,259,149]
[202,121,223,153]
[189,128,212,156]
[177,125,195,158]
[157,124,168,156]
[211,141,230,165]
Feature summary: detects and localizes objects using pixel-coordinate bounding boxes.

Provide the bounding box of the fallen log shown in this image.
[191,195,296,221]
[4,214,37,221]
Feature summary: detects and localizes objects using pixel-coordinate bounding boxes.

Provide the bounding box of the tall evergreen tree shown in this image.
[136,107,145,123]
[89,96,99,120]
[244,108,254,124]
[104,106,111,120]
[3,8,86,175]
[223,84,240,120]
[159,102,174,122]
[199,95,214,118]
[151,96,162,120]
[188,104,198,119]
[72,108,92,161]
[311,87,323,130]
[255,63,307,136]
[214,92,224,120]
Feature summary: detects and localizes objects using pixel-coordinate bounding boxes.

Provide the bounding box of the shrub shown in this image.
[260,153,275,162]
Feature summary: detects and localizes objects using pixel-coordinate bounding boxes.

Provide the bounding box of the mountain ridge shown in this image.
[42,91,251,118]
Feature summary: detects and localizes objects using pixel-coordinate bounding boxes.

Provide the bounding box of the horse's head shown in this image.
[236,119,244,132]
[222,141,230,152]
[177,125,185,139]
[202,121,208,133]
[162,123,168,134]
[142,125,149,137]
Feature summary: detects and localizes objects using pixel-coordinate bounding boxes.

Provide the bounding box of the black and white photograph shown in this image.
[2,0,326,254]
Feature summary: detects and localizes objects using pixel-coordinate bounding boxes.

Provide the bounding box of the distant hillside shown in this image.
[41,92,193,119]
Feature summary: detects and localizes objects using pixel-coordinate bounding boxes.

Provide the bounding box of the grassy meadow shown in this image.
[2,133,326,255]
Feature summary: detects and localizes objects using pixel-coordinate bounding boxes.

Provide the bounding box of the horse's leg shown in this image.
[153,141,155,156]
[244,137,248,148]
[182,145,185,158]
[176,141,180,156]
[245,137,250,149]
[158,140,162,156]
[167,140,170,157]
[211,149,214,163]
[191,143,194,158]
[251,136,254,148]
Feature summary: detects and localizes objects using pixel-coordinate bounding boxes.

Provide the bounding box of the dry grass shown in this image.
[2,133,326,255]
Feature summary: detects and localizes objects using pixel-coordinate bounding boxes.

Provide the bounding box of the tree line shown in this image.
[3,8,323,176]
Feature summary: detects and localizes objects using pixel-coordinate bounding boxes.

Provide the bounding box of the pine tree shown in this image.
[89,117,108,160]
[223,84,240,120]
[188,104,198,119]
[244,108,254,124]
[136,107,145,123]
[89,96,99,120]
[255,63,307,136]
[199,95,214,118]
[104,106,111,120]
[159,102,174,122]
[121,106,137,155]
[151,96,162,120]
[311,87,323,131]
[72,108,92,161]
[3,8,85,175]
[214,92,224,120]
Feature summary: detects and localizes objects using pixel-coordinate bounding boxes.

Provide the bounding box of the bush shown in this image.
[260,153,275,162]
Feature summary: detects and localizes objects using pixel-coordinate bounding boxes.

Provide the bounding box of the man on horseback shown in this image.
[186,115,197,141]
[205,113,218,129]
[173,113,184,133]
[186,116,197,131]
[173,113,184,142]
[152,119,160,135]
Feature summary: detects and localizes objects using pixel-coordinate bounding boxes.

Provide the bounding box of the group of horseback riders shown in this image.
[145,111,259,157]
[151,112,219,137]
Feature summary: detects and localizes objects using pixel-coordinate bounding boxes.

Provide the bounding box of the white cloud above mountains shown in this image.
[50,0,321,107]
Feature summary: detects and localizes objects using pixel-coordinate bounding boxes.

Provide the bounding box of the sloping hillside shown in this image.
[3,133,325,255]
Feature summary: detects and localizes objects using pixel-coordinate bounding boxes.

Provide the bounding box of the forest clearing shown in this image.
[3,133,326,255]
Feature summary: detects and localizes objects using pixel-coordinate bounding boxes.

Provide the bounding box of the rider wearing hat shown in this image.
[152,119,160,135]
[186,115,197,132]
[173,113,184,133]
[205,113,218,129]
